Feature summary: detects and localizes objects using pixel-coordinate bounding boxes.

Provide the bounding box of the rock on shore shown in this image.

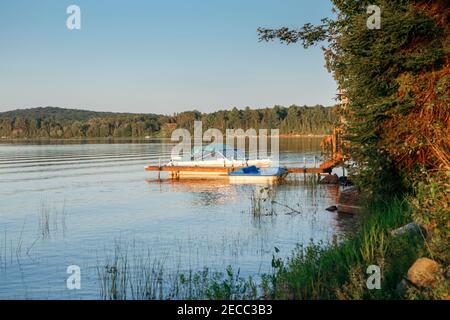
[337,186,362,214]
[407,258,442,288]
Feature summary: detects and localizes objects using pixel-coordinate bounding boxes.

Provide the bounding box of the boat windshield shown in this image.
[181,144,246,161]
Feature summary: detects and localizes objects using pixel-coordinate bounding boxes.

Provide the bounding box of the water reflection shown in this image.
[0,138,357,299]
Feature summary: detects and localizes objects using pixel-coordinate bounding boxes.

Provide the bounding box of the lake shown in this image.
[0,138,355,299]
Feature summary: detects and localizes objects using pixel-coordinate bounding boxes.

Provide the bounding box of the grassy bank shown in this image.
[264,198,424,299]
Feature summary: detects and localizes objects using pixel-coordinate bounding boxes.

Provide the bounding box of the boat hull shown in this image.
[228,166,289,184]
[228,175,286,184]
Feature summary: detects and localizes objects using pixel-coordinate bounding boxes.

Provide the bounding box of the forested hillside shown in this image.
[0,105,336,138]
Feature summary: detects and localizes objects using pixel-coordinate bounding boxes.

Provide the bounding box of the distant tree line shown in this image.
[0,105,336,139]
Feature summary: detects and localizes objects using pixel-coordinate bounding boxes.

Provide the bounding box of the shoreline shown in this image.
[0,134,328,142]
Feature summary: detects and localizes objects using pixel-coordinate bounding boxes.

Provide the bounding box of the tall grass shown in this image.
[250,187,275,217]
[249,181,313,217]
[37,198,67,239]
[264,197,425,299]
[97,243,259,300]
[38,201,50,239]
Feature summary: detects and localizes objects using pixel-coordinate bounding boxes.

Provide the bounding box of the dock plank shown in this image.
[145,165,235,173]
[145,166,332,174]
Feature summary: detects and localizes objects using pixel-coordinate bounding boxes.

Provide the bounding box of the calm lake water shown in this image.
[0,138,355,299]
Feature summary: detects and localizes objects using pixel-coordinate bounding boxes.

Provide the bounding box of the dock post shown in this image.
[157,158,161,181]
[303,157,306,180]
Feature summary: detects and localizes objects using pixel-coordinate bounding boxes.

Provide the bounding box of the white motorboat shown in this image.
[167,144,272,176]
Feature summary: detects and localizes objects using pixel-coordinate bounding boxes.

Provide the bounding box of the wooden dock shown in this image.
[145,152,342,179]
[145,130,344,179]
[145,164,335,176]
[145,165,236,173]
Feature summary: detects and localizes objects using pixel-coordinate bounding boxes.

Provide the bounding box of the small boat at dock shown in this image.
[145,139,342,180]
[166,144,272,177]
[228,166,289,184]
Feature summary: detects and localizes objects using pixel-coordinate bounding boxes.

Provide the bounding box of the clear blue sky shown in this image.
[0,0,337,114]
